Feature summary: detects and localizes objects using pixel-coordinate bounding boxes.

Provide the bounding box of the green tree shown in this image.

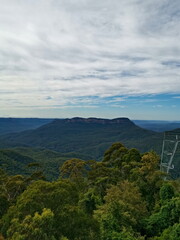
[103,142,128,168]
[1,179,99,240]
[0,168,27,204]
[60,159,87,179]
[79,187,102,214]
[120,148,141,180]
[26,162,46,183]
[145,197,180,237]
[103,144,142,181]
[94,181,147,239]
[88,162,121,201]
[152,223,180,240]
[7,208,56,240]
[160,183,175,204]
[0,195,9,218]
[132,151,164,210]
[60,158,88,190]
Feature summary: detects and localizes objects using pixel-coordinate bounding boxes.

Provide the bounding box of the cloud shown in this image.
[153,105,163,108]
[0,0,180,111]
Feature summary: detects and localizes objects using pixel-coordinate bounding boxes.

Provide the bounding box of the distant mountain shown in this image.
[1,117,179,135]
[0,117,163,160]
[133,120,180,132]
[0,118,54,135]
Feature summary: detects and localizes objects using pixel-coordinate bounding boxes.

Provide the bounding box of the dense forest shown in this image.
[0,142,179,240]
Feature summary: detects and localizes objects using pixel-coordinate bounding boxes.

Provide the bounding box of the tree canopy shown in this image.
[0,142,179,240]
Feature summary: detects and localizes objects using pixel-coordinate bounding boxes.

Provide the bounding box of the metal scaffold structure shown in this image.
[160,130,180,177]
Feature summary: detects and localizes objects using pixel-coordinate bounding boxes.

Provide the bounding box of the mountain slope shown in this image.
[0,118,53,135]
[0,117,163,159]
[0,147,82,180]
[0,149,36,176]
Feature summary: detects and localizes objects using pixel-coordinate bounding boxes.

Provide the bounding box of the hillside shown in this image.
[0,117,163,160]
[0,118,53,135]
[0,149,36,176]
[0,147,82,180]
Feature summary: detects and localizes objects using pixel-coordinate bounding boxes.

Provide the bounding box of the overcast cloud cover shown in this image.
[0,0,180,119]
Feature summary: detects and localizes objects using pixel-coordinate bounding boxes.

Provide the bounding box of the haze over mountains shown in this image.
[1,118,180,136]
[0,118,53,135]
[0,117,162,158]
[134,120,180,132]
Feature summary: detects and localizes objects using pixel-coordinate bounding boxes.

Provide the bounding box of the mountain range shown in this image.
[0,118,52,135]
[133,120,180,132]
[0,117,179,179]
[0,117,162,159]
[1,118,180,136]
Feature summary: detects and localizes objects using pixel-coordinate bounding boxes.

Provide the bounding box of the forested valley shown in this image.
[0,142,179,240]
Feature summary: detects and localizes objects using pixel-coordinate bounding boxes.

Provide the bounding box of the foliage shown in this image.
[144,197,180,237]
[0,142,179,240]
[94,181,147,239]
[7,208,56,240]
[160,183,175,204]
[131,151,165,210]
[152,223,180,240]
[0,148,75,181]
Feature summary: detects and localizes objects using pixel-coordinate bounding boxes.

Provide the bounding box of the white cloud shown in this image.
[0,0,180,111]
[153,105,163,108]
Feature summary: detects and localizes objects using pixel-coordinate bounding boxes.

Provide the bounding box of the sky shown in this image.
[0,0,180,120]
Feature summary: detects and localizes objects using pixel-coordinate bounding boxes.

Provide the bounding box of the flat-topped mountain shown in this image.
[62,117,133,124]
[0,117,162,159]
